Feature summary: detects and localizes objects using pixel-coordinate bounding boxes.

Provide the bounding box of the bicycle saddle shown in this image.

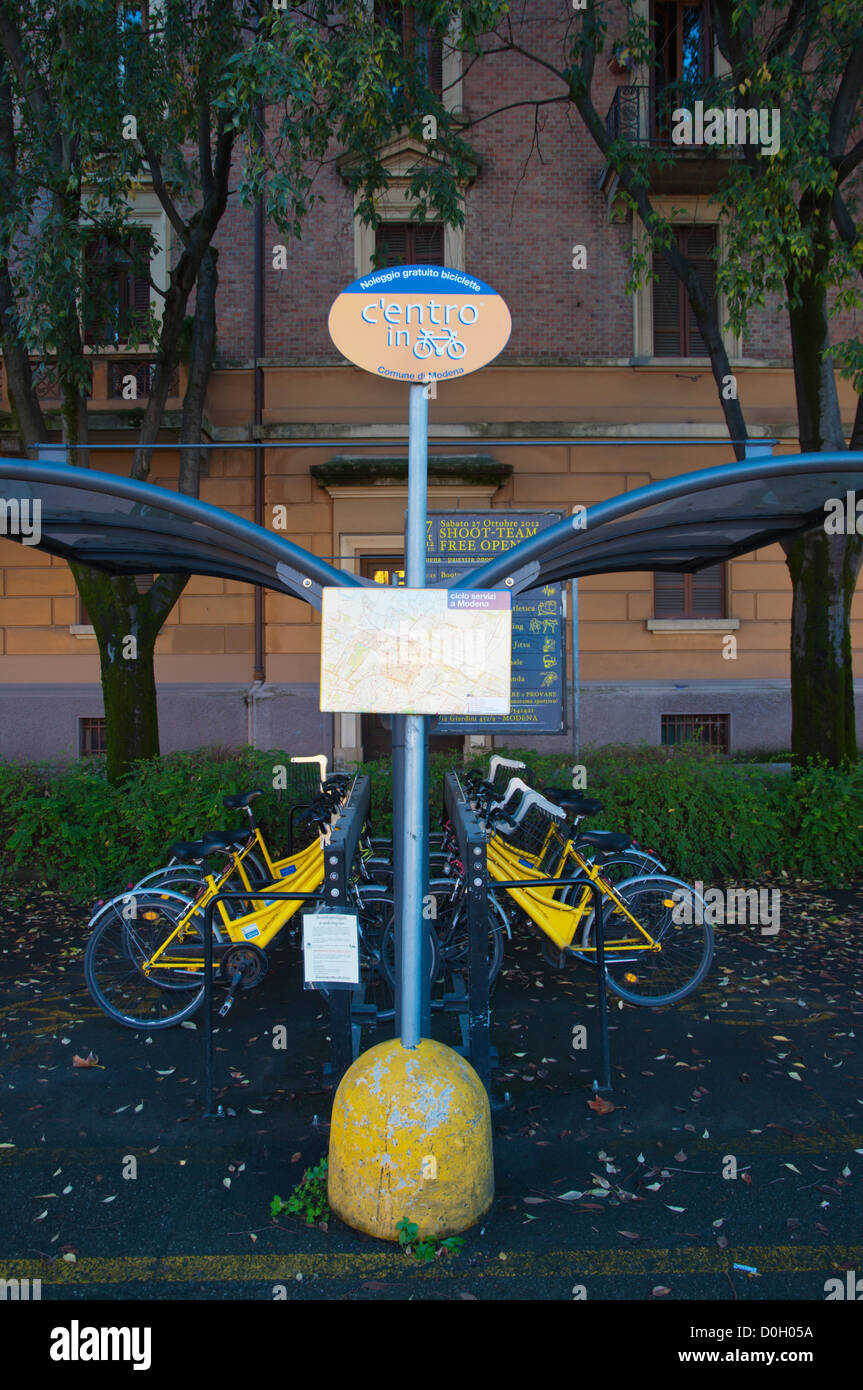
[222,789,263,810]
[169,829,249,860]
[542,789,603,816]
[576,830,631,853]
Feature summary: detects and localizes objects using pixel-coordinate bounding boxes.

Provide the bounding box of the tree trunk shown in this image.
[784,528,863,765]
[781,191,857,765]
[70,565,189,782]
[178,246,218,493]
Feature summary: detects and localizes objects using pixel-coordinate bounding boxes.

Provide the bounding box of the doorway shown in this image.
[358,554,464,761]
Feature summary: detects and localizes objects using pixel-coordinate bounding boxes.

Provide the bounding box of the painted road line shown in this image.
[2,1246,862,1286]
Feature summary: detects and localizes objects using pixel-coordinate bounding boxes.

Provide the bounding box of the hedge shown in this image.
[1,743,861,902]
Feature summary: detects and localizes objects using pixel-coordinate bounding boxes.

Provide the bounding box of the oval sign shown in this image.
[328,264,511,383]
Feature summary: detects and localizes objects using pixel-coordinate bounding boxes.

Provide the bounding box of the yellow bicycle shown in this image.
[483,789,713,1006]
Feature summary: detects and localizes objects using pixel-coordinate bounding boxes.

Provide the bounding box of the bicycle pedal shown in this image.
[218,997,234,1017]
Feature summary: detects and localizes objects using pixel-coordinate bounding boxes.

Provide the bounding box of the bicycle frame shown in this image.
[136,836,325,980]
[486,832,661,955]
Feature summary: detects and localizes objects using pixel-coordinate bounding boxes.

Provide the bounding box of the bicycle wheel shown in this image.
[433,886,508,988]
[585,849,666,888]
[134,863,205,894]
[374,898,441,1009]
[84,893,207,1030]
[580,875,714,1006]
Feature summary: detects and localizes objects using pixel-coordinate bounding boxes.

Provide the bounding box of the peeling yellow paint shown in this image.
[328,1037,494,1240]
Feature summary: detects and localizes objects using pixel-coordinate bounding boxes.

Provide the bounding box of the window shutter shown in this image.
[83,235,110,345]
[413,223,444,263]
[376,223,443,266]
[119,229,151,337]
[654,563,724,617]
[652,253,682,356]
[654,571,686,616]
[690,564,724,616]
[653,225,717,356]
[683,225,716,355]
[427,34,444,93]
[376,224,409,267]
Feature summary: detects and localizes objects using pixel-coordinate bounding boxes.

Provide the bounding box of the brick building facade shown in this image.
[1,0,861,764]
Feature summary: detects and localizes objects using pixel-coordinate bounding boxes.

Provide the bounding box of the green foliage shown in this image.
[354,742,863,886]
[395,1218,464,1262]
[0,746,321,901]
[270,1157,329,1227]
[3,741,863,904]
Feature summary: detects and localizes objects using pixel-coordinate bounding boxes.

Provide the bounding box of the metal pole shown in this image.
[592,885,613,1095]
[391,712,405,1034]
[571,577,579,761]
[400,384,429,1049]
[203,899,219,1118]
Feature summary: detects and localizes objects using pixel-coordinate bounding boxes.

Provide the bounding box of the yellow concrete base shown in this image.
[328,1037,494,1241]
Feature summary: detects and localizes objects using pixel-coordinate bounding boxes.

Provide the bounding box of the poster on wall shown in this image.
[426,511,566,734]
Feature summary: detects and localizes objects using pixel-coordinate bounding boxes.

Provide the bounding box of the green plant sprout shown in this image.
[396,1218,464,1263]
[271,1157,329,1227]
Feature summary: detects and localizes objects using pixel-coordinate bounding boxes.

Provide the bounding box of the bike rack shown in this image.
[445,770,614,1098]
[201,775,372,1117]
[442,772,494,1094]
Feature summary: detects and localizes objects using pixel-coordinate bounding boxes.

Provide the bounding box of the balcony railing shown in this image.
[2,357,181,415]
[605,82,735,151]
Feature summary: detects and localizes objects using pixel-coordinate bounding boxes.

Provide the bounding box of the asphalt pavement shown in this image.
[1,879,862,1306]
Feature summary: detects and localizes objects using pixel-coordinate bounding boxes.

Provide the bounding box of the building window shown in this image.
[652,1,712,139]
[374,222,444,267]
[374,2,444,94]
[661,712,729,753]
[83,228,152,346]
[652,224,717,356]
[654,563,725,618]
[79,717,107,757]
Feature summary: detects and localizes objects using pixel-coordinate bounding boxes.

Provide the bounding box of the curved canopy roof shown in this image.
[0,459,370,607]
[2,452,863,602]
[449,452,863,594]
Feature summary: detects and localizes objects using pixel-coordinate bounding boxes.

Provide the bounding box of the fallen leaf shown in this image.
[618,1230,640,1240]
[587,1096,615,1115]
[652,1286,671,1298]
[72,1052,99,1068]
